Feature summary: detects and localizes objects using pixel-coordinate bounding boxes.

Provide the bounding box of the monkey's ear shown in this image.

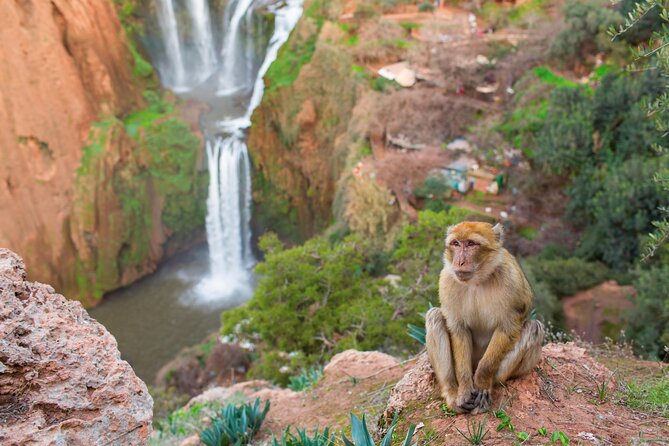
[492,223,504,244]
[445,225,455,246]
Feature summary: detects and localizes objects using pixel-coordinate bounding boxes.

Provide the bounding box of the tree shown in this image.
[611,0,669,260]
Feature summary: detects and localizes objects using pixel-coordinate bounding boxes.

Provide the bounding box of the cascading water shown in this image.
[155,0,186,89]
[149,0,304,301]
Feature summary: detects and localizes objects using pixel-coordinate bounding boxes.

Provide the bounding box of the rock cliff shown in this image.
[0,248,153,445]
[0,1,205,306]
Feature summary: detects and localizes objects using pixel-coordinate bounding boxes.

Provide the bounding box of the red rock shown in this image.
[0,249,153,445]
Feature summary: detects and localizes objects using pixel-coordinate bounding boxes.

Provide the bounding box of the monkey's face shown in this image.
[444,222,503,283]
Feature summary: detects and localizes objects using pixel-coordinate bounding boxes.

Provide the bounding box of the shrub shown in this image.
[549,0,622,61]
[624,266,669,359]
[201,399,270,446]
[524,256,612,298]
[417,1,435,13]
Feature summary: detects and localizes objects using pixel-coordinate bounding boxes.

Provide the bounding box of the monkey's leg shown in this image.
[496,320,545,383]
[425,308,460,411]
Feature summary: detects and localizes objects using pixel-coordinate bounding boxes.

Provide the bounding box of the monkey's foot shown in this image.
[469,389,491,414]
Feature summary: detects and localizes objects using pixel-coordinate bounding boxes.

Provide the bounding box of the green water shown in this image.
[89,244,253,384]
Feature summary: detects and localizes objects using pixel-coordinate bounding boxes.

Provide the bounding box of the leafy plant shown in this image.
[288,367,324,391]
[493,409,514,432]
[551,430,570,445]
[455,415,489,445]
[273,426,336,446]
[200,398,270,446]
[341,413,416,446]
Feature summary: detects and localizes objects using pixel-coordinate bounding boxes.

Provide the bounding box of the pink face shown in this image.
[447,238,481,282]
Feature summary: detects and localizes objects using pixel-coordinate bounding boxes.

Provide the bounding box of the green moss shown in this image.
[533,66,579,88]
[265,21,320,92]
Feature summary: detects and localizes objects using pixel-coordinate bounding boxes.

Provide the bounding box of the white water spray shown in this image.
[187,0,217,82]
[156,0,186,89]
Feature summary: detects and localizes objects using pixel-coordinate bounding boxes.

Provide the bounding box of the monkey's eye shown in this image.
[466,240,478,247]
[450,240,460,247]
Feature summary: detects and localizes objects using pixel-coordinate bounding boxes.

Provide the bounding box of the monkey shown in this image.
[425,221,544,414]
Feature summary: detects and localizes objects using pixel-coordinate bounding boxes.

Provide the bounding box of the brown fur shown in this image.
[426,222,544,413]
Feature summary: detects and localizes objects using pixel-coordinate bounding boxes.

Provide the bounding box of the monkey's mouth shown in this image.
[455,270,475,281]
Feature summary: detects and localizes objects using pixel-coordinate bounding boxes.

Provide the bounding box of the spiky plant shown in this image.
[272,426,336,446]
[341,413,416,446]
[200,398,270,446]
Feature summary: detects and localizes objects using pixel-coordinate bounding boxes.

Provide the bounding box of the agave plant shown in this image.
[201,398,270,446]
[272,426,336,446]
[342,413,416,446]
[288,367,324,391]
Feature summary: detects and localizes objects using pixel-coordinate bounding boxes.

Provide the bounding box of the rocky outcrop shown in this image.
[0,1,205,306]
[384,344,669,444]
[0,249,153,445]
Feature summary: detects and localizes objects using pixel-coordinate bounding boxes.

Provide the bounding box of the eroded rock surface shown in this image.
[384,343,669,444]
[0,249,153,445]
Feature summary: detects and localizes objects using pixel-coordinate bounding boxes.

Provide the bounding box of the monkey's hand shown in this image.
[455,387,480,412]
[468,388,491,413]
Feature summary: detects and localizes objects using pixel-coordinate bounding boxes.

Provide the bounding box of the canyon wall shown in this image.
[0,0,205,306]
[248,0,361,241]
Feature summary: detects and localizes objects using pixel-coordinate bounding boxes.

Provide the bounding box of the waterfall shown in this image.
[155,0,186,90]
[151,0,303,299]
[187,0,217,83]
[217,0,256,96]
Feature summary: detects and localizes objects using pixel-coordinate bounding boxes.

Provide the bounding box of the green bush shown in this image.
[524,256,612,298]
[201,399,270,446]
[624,266,669,359]
[568,157,669,269]
[549,0,622,61]
[417,1,435,13]
[519,260,562,328]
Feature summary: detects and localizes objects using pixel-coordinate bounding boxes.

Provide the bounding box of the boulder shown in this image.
[0,249,153,445]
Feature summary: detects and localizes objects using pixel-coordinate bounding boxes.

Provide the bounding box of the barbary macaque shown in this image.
[426,221,544,413]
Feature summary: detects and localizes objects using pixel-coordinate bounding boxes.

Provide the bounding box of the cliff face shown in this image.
[248,0,360,241]
[0,0,205,306]
[0,248,153,444]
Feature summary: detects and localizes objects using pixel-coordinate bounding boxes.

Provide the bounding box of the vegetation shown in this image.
[201,399,270,446]
[341,413,416,446]
[273,427,336,446]
[549,0,623,61]
[455,415,489,446]
[288,367,324,391]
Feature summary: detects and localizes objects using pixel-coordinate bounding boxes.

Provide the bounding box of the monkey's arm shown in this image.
[450,326,476,407]
[473,328,517,390]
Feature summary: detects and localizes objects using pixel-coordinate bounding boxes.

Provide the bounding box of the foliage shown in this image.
[455,415,489,445]
[622,375,669,417]
[222,209,482,381]
[201,399,270,446]
[273,426,336,446]
[610,0,669,261]
[519,260,561,328]
[341,413,416,446]
[288,367,324,391]
[417,2,434,13]
[151,401,222,445]
[624,265,669,358]
[344,175,396,236]
[568,157,669,269]
[509,68,667,270]
[549,0,622,62]
[523,256,612,298]
[414,176,452,212]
